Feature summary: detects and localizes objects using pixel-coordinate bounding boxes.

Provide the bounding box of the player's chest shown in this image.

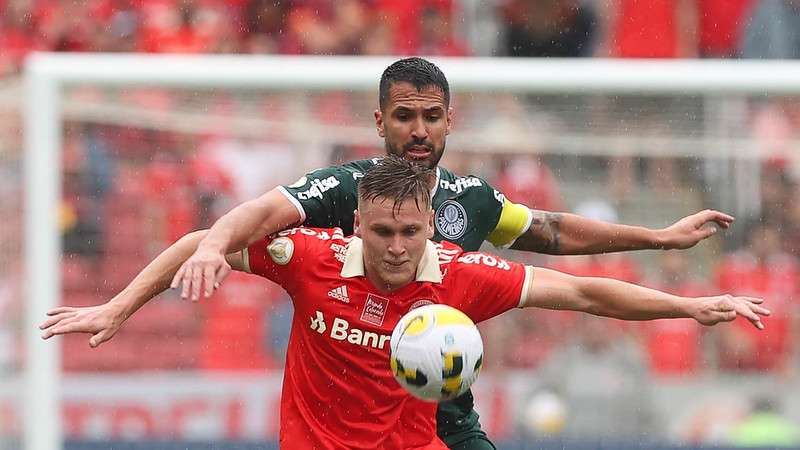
[431,189,490,251]
[295,278,447,351]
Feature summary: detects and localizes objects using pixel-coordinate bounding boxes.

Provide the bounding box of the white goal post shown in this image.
[23,53,800,450]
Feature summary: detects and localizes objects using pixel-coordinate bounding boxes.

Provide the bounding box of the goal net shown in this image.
[17,54,800,450]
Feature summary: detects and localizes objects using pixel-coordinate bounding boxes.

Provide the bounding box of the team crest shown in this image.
[268,237,294,265]
[435,200,468,240]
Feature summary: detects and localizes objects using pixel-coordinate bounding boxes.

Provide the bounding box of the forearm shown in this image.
[512,211,661,255]
[197,189,300,255]
[556,213,661,254]
[108,230,208,320]
[528,267,690,321]
[197,200,272,254]
[573,276,690,321]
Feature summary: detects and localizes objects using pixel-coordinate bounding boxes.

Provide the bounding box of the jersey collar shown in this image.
[341,237,443,283]
[431,166,440,198]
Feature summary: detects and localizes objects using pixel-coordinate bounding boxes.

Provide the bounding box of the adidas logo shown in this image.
[327,285,350,303]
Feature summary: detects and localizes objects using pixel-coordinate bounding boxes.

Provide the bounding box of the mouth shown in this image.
[384,260,409,269]
[405,145,432,160]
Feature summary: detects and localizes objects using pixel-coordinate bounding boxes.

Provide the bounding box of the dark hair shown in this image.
[379,57,450,111]
[358,155,433,215]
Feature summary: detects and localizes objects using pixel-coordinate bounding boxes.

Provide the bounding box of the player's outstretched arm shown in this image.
[39,229,209,347]
[171,188,301,301]
[510,209,734,255]
[522,266,769,329]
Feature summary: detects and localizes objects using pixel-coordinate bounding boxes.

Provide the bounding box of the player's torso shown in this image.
[431,166,501,251]
[281,229,459,448]
[296,160,501,252]
[286,232,465,373]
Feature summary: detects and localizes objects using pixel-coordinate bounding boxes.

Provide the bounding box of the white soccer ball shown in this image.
[389,304,484,402]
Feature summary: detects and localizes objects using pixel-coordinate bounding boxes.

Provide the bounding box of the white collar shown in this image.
[340,237,442,283]
[431,166,440,198]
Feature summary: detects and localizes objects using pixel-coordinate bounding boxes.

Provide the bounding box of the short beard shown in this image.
[384,140,445,169]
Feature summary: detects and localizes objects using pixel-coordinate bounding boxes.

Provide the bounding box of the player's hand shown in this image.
[689,295,770,330]
[657,209,735,250]
[39,302,125,348]
[170,247,232,301]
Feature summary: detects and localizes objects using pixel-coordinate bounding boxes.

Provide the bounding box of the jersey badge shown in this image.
[361,294,389,326]
[268,237,294,265]
[436,200,468,240]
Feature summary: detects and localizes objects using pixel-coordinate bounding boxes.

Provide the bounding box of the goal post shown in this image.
[23,53,800,450]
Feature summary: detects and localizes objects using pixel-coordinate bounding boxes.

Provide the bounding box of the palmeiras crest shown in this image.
[435,200,468,240]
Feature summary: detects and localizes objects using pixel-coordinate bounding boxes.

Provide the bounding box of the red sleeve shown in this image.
[444,252,529,324]
[243,227,316,294]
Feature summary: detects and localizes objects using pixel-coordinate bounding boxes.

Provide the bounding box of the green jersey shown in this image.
[280,158,517,252]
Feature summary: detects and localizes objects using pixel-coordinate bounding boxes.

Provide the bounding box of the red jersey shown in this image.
[244,227,529,449]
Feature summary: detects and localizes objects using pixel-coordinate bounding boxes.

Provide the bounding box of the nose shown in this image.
[410,117,427,140]
[387,235,406,257]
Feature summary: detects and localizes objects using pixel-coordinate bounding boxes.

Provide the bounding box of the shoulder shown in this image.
[275,226,349,244]
[436,166,503,203]
[258,227,344,256]
[451,251,514,273]
[283,162,371,200]
[433,240,465,268]
[436,242,515,280]
[244,227,349,280]
[434,242,512,273]
[334,158,380,181]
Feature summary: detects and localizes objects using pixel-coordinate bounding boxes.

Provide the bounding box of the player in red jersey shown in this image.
[236,225,525,449]
[42,156,769,449]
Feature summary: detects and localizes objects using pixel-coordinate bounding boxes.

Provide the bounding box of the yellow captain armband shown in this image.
[486,199,533,248]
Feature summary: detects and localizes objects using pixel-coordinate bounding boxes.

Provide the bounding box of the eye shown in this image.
[403,227,418,236]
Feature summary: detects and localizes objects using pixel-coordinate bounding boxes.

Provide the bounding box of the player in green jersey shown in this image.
[41,58,734,449]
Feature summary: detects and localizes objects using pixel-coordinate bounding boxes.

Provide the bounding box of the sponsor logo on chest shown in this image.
[439,177,482,194]
[309,310,392,350]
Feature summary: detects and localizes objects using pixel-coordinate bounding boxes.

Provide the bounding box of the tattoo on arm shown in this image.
[514,210,562,254]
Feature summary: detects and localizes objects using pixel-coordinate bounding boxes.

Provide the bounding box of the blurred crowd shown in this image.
[1,0,800,439]
[34,123,798,383]
[4,0,800,74]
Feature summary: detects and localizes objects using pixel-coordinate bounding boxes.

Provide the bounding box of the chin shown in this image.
[382,272,414,290]
[405,154,437,169]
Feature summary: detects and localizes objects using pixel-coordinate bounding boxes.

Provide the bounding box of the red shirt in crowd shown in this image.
[715,252,800,370]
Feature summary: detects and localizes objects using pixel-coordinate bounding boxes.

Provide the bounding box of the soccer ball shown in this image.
[389,304,484,402]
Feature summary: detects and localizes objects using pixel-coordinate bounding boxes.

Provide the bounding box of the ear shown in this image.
[445,106,454,136]
[375,109,385,138]
[426,209,435,239]
[354,209,362,237]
